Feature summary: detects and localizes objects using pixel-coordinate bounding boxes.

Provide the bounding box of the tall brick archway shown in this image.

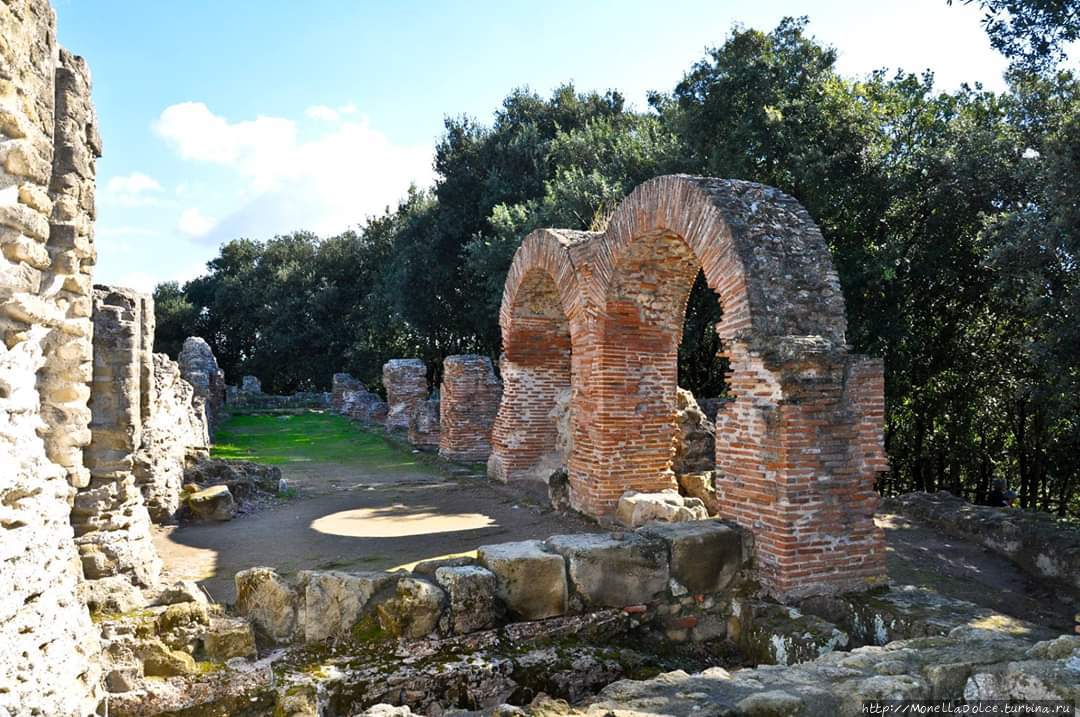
[491,176,888,599]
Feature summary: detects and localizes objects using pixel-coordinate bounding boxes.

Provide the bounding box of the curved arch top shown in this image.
[500,176,848,350]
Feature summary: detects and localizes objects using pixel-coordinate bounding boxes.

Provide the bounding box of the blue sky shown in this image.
[54,0,1016,292]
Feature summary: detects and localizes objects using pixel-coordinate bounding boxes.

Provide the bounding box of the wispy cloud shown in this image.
[153,101,433,244]
[305,105,340,122]
[102,171,170,207]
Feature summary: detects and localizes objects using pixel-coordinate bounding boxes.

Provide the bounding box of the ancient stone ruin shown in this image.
[438,354,502,462]
[4,3,1078,714]
[488,176,888,600]
[383,357,428,430]
[177,335,225,436]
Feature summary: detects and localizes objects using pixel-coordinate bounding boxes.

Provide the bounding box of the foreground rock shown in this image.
[186,484,236,521]
[616,490,709,528]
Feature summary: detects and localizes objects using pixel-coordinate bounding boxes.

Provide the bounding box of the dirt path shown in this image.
[877,511,1078,631]
[154,413,596,602]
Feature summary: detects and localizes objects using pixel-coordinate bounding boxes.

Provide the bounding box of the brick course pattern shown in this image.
[383,358,428,431]
[488,175,888,600]
[438,355,502,462]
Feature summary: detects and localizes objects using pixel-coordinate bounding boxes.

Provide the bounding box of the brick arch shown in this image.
[492,177,888,600]
[488,230,585,484]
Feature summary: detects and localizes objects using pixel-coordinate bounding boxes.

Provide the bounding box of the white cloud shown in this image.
[337,103,357,115]
[153,102,433,244]
[178,207,216,237]
[106,172,162,195]
[305,105,340,122]
[102,172,169,207]
[115,271,159,294]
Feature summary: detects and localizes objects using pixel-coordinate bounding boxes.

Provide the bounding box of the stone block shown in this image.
[638,519,744,594]
[187,484,235,521]
[300,570,399,643]
[435,565,504,634]
[546,532,670,608]
[235,566,299,644]
[203,617,257,661]
[477,540,568,620]
[371,577,445,639]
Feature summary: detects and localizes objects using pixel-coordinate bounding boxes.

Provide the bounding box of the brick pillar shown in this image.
[488,270,572,483]
[568,232,697,516]
[439,354,502,462]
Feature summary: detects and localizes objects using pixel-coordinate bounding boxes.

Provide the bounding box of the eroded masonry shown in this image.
[487,176,888,600]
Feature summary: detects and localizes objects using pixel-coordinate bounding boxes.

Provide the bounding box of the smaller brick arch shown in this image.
[488,230,584,484]
[491,176,888,600]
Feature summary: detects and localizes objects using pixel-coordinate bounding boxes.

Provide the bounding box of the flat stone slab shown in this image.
[546,532,670,608]
[638,519,745,594]
[477,540,567,620]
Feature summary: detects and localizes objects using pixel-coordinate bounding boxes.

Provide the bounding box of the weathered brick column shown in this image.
[439,355,502,462]
[383,358,427,431]
[492,176,888,600]
[74,286,162,588]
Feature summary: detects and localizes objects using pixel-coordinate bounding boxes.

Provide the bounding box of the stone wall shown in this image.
[134,352,209,522]
[490,176,888,601]
[177,335,224,436]
[884,491,1080,591]
[383,358,427,431]
[408,394,440,448]
[0,1,103,712]
[226,382,330,410]
[438,354,501,462]
[74,286,162,590]
[331,372,363,412]
[235,518,751,646]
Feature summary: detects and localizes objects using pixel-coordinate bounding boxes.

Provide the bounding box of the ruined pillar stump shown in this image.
[383,358,427,431]
[439,355,502,462]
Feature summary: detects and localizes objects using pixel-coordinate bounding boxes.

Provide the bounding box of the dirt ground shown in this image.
[155,413,1078,631]
[154,416,597,602]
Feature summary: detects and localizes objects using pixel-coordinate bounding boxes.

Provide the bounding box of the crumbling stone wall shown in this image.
[438,354,502,462]
[0,1,103,712]
[490,176,888,600]
[409,394,440,448]
[383,358,427,431]
[75,286,162,589]
[134,352,209,522]
[331,372,362,412]
[178,335,224,435]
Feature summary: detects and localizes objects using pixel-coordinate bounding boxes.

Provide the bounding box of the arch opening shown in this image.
[488,268,573,485]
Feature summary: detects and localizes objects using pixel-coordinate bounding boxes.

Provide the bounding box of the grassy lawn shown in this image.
[211,411,428,472]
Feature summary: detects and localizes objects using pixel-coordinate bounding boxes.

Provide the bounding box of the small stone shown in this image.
[203,617,256,661]
[139,639,198,677]
[156,601,209,633]
[669,578,688,597]
[105,667,140,693]
[152,579,207,606]
[616,489,709,528]
[187,484,235,521]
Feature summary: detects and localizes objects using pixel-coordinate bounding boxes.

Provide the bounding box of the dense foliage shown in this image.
[155,8,1080,517]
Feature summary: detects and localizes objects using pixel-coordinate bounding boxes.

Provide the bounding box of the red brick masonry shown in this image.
[488,175,888,600]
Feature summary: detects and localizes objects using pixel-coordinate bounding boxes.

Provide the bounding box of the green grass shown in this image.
[211,412,428,472]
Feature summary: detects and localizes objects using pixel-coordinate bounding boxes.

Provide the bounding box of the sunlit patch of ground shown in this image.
[311,506,495,538]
